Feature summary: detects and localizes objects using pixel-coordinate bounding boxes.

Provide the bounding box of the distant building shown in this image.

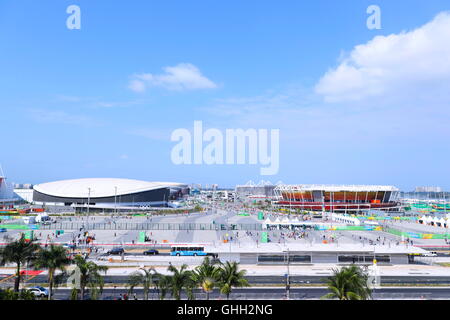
[414,186,442,193]
[235,180,279,199]
[0,167,17,205]
[13,188,34,203]
[13,183,33,189]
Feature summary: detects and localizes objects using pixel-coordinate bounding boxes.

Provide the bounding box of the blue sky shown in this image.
[1,0,450,190]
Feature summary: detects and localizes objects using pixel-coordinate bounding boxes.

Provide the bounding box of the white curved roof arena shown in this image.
[33,178,187,198]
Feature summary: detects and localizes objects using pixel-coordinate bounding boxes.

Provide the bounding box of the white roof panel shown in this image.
[33,178,186,198]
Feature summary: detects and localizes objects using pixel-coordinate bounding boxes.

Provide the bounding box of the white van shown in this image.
[35,213,51,223]
[22,216,36,224]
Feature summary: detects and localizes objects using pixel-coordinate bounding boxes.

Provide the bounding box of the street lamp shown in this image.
[114,186,117,216]
[87,187,91,230]
[285,247,290,300]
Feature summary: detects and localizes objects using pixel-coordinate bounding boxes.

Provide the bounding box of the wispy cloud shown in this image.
[54,94,150,109]
[92,99,151,109]
[128,63,218,92]
[28,108,101,126]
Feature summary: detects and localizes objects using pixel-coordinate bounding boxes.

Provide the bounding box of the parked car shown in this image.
[29,286,49,298]
[0,228,7,233]
[107,247,124,255]
[143,249,159,255]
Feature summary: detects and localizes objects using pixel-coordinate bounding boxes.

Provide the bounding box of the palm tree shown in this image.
[70,255,108,300]
[217,261,250,299]
[321,265,372,300]
[154,273,170,300]
[19,289,37,300]
[191,257,220,300]
[34,245,71,300]
[128,267,157,300]
[167,264,195,300]
[0,236,40,292]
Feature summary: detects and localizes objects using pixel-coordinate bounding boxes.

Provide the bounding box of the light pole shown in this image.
[87,187,91,230]
[114,186,117,216]
[286,247,290,300]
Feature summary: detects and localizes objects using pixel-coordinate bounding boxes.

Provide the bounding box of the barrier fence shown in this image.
[35,222,264,231]
[384,227,450,239]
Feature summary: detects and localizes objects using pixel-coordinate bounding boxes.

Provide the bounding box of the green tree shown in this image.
[19,289,37,300]
[321,265,372,300]
[217,261,250,299]
[70,255,108,300]
[34,245,71,300]
[191,257,220,300]
[0,288,35,300]
[154,273,170,300]
[128,267,157,300]
[0,236,40,292]
[70,287,78,300]
[167,264,195,300]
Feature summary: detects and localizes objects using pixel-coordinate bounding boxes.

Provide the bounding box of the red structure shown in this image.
[274,184,400,212]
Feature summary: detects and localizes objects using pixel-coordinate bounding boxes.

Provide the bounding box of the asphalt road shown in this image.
[15,274,450,286]
[49,287,450,300]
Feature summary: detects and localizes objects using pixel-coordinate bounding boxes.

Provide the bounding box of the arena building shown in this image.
[274,184,400,212]
[33,178,188,209]
[235,180,279,199]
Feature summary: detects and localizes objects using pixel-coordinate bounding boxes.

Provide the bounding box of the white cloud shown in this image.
[128,80,146,93]
[315,12,450,103]
[129,63,217,92]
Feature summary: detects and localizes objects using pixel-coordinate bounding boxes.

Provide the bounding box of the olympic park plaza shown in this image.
[2,178,443,266]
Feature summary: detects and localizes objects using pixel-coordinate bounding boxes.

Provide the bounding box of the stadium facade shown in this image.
[275,184,400,212]
[33,178,188,208]
[0,169,16,205]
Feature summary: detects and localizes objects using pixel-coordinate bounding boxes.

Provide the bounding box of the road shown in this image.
[12,274,450,286]
[49,287,450,300]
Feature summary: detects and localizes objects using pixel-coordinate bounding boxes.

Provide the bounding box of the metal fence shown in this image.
[372,293,433,300]
[39,222,264,231]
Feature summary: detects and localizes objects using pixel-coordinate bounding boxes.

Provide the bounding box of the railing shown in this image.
[39,222,264,231]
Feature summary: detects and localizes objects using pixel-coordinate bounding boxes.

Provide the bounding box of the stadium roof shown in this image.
[33,178,186,198]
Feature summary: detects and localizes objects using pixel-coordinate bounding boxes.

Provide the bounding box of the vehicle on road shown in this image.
[170,246,207,257]
[63,243,76,250]
[143,249,159,255]
[0,228,7,232]
[29,286,49,298]
[107,247,125,255]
